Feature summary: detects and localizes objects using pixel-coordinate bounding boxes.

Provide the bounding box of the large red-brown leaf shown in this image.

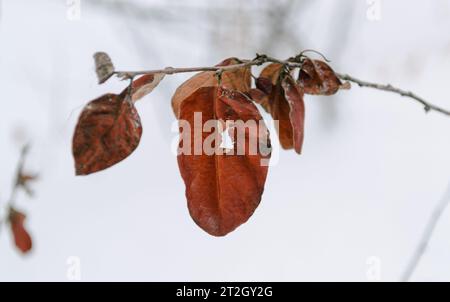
[281,75,305,154]
[72,93,142,175]
[298,58,347,95]
[177,86,271,236]
[171,58,251,118]
[9,208,32,254]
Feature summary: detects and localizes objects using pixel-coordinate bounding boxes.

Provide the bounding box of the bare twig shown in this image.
[114,55,301,79]
[105,52,450,117]
[9,144,31,206]
[401,182,450,281]
[0,144,32,234]
[336,73,450,117]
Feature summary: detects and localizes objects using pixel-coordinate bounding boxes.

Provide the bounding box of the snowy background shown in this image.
[1,0,450,281]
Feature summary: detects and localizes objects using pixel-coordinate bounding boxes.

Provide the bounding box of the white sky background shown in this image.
[1,0,450,281]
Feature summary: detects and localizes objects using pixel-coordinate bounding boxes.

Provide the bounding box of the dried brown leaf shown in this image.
[298,59,345,95]
[9,208,32,254]
[123,73,165,103]
[281,75,305,154]
[94,52,115,84]
[249,88,269,106]
[255,77,273,95]
[259,63,283,85]
[72,94,142,175]
[253,65,305,153]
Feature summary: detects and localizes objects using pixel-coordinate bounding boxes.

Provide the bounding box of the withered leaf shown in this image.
[270,82,296,150]
[298,58,347,95]
[253,65,304,153]
[72,93,142,175]
[124,73,165,103]
[171,58,251,118]
[94,52,115,84]
[249,88,269,106]
[281,75,305,154]
[177,86,271,236]
[259,63,283,85]
[9,208,32,254]
[254,63,283,114]
[255,77,273,95]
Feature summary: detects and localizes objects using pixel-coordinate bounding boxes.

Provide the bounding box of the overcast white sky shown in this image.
[1,0,450,281]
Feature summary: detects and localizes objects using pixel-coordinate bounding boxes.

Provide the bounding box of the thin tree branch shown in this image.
[105,52,450,117]
[114,55,300,79]
[9,144,30,206]
[0,144,31,234]
[336,73,450,117]
[401,182,450,281]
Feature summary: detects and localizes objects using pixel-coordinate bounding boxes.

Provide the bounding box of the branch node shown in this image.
[116,72,134,81]
[254,53,268,65]
[164,67,176,74]
[215,69,223,84]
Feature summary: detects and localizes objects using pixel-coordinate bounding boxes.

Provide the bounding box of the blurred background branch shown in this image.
[401,183,450,281]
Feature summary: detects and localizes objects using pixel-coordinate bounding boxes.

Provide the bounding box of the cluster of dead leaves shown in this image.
[72,53,349,236]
